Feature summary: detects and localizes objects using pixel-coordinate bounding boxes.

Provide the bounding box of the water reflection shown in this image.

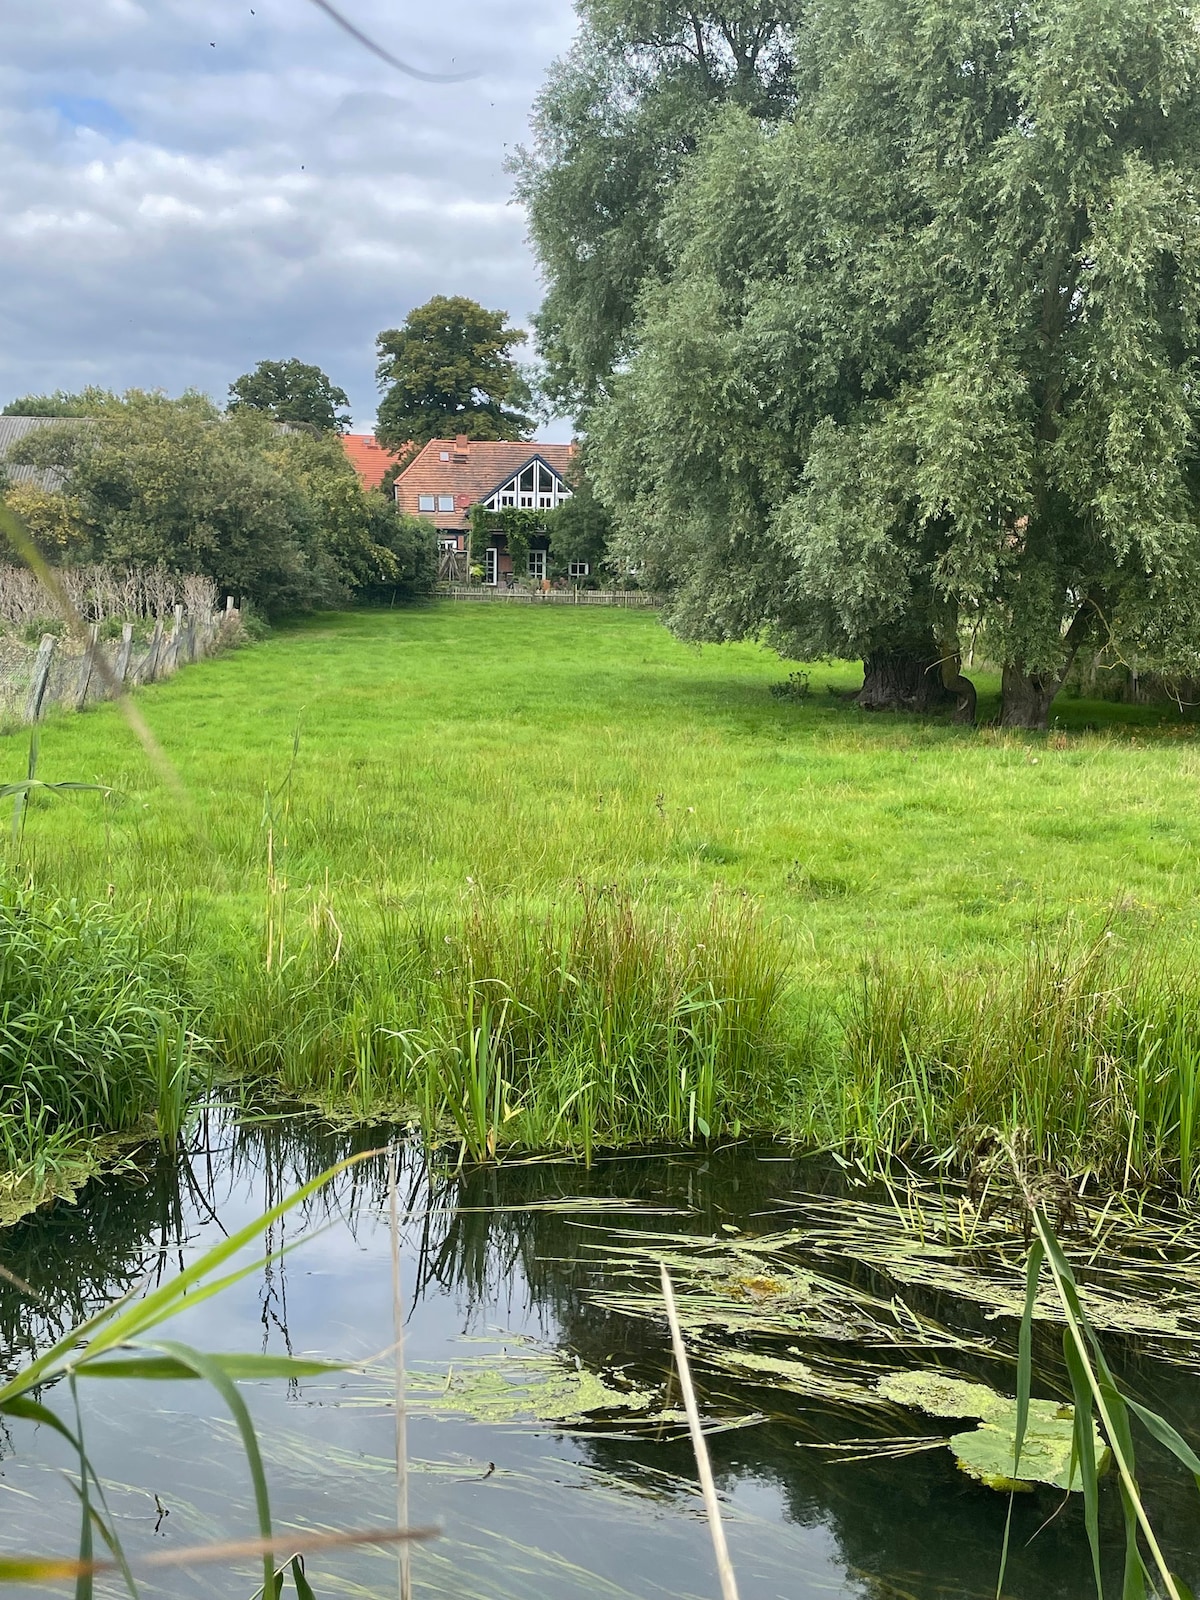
[0,1112,1196,1600]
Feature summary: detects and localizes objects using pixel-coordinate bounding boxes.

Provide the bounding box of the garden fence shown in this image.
[0,596,242,729]
[440,585,658,608]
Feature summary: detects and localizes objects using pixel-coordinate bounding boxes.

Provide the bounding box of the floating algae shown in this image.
[421,1353,657,1426]
[876,1371,1109,1493]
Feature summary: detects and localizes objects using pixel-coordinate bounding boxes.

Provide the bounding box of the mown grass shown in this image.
[6,604,1200,1189]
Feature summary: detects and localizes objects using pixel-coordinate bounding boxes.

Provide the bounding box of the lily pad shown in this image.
[949,1414,1085,1493]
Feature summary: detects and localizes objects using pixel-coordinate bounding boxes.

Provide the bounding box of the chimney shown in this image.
[453,434,469,462]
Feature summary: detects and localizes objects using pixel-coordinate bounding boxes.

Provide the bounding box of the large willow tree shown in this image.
[512,2,805,418]
[585,0,1200,726]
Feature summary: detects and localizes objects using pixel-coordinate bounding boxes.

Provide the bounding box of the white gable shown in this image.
[483,456,572,512]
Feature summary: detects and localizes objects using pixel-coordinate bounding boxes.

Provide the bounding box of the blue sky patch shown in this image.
[49,94,135,142]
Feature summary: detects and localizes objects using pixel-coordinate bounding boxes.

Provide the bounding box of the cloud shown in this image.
[0,0,578,429]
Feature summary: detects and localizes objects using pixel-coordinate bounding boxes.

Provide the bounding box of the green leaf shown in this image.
[143,1340,276,1600]
[78,1353,346,1382]
[291,1554,317,1600]
[1126,1397,1200,1488]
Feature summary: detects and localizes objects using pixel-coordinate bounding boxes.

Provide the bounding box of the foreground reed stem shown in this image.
[660,1263,739,1600]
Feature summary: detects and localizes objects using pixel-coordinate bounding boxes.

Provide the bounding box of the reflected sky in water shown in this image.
[0,1114,1194,1600]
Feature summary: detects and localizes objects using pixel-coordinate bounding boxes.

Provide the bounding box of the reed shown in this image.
[829,934,1200,1193]
[204,888,802,1161]
[0,881,203,1179]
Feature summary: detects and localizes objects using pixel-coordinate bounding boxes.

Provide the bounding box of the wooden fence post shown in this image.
[168,603,184,674]
[74,625,99,709]
[115,622,134,687]
[26,634,58,723]
[145,617,164,682]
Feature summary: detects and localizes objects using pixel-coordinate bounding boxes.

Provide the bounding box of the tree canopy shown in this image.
[374,296,533,451]
[585,0,1200,726]
[512,1,805,416]
[227,359,351,433]
[6,395,434,613]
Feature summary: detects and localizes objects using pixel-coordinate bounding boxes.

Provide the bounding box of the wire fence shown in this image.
[440,585,658,608]
[0,567,242,729]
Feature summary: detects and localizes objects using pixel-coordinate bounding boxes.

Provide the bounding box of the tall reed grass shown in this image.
[828,933,1200,1194]
[0,881,204,1186]
[207,889,804,1161]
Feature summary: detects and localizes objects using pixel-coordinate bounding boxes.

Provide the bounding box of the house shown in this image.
[340,433,405,492]
[0,416,72,492]
[394,437,578,584]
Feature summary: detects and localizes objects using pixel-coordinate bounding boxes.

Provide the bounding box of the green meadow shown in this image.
[9,603,1200,1189]
[18,604,1200,963]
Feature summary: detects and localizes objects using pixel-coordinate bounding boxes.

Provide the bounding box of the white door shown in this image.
[485,547,498,585]
[528,549,547,582]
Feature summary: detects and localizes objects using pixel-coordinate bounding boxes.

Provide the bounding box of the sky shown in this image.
[0,0,579,432]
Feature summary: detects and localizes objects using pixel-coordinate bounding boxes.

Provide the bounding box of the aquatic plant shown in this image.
[208,888,798,1160]
[0,1151,425,1596]
[0,880,204,1197]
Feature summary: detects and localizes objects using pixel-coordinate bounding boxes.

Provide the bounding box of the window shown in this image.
[528,549,547,581]
[439,451,450,461]
[417,494,435,513]
[569,561,590,579]
[439,538,458,551]
[437,495,455,513]
[485,461,574,513]
[484,547,498,585]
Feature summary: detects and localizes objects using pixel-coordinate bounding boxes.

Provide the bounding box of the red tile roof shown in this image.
[340,433,406,491]
[394,438,577,530]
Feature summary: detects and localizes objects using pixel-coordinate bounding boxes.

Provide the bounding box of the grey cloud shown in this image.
[0,0,577,429]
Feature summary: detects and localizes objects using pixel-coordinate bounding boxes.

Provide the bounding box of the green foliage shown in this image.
[228,359,352,433]
[589,0,1200,725]
[0,881,202,1179]
[209,889,793,1161]
[468,466,615,582]
[468,504,546,577]
[543,469,614,580]
[1,388,121,418]
[375,295,534,451]
[6,397,435,613]
[514,3,804,413]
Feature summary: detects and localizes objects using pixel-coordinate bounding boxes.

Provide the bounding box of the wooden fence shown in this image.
[1,599,242,728]
[440,585,658,608]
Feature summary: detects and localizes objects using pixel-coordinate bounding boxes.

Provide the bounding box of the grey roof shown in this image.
[0,415,76,492]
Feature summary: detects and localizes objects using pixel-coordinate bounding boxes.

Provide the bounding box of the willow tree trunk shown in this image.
[998,664,1064,729]
[858,644,952,713]
[999,605,1094,728]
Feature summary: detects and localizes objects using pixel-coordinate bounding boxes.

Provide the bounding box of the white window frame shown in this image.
[437,495,455,513]
[484,547,498,586]
[528,549,547,581]
[484,459,573,513]
[568,560,590,579]
[417,494,435,513]
[439,538,458,551]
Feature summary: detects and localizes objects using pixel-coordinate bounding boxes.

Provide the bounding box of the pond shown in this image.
[0,1113,1197,1600]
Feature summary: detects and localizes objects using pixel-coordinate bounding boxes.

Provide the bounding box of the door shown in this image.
[485,547,498,585]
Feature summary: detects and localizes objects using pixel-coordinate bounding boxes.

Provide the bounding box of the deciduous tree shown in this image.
[592,0,1200,726]
[227,359,351,433]
[512,1,804,416]
[375,297,533,451]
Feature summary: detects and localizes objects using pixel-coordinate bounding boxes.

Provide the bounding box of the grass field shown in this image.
[15,603,1200,966]
[8,603,1200,1186]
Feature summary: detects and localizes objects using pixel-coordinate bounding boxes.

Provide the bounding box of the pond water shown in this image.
[0,1114,1197,1600]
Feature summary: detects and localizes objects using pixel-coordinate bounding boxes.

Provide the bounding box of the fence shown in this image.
[0,599,242,729]
[440,585,658,608]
